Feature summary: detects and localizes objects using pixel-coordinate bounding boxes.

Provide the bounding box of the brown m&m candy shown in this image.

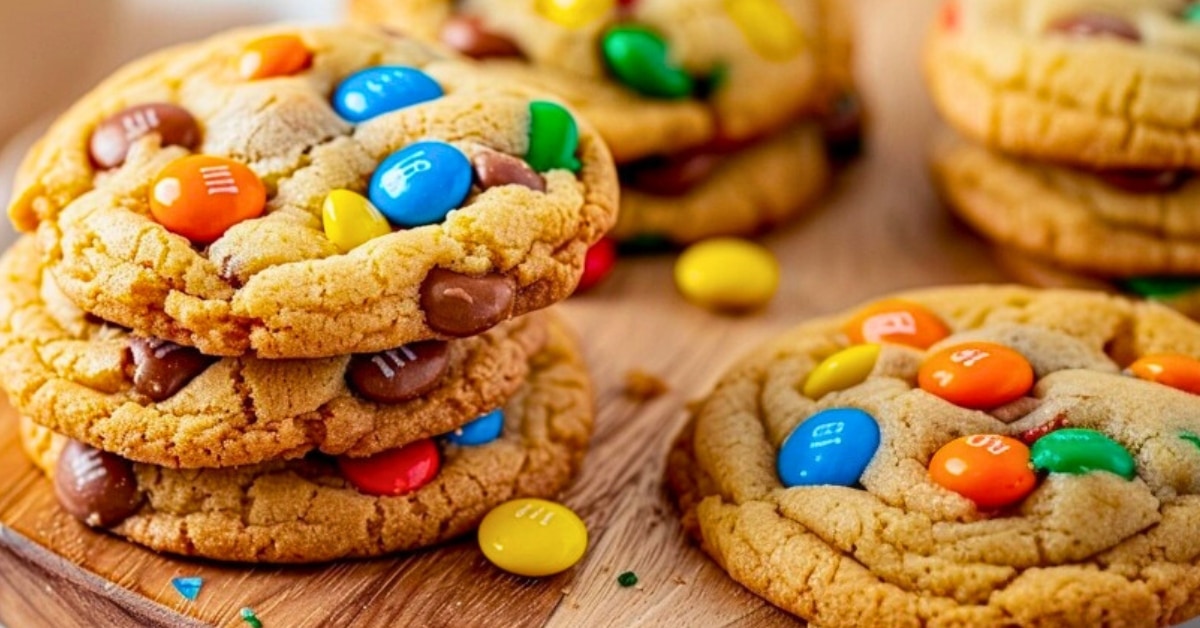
[347,342,451,403]
[88,103,201,169]
[1098,169,1191,194]
[54,440,142,528]
[128,337,216,402]
[420,269,516,337]
[440,15,523,59]
[472,150,546,192]
[621,151,723,196]
[1047,13,1141,42]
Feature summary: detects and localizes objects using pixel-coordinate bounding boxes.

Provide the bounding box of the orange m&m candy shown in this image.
[150,155,266,244]
[238,34,313,80]
[928,434,1036,509]
[1127,354,1200,395]
[918,341,1033,410]
[842,299,950,349]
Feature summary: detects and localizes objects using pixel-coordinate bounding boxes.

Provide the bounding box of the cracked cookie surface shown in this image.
[18,310,593,563]
[0,237,547,468]
[926,0,1200,170]
[8,24,618,358]
[667,285,1200,627]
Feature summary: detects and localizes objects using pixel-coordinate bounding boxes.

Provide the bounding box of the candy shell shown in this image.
[445,409,504,446]
[723,0,806,61]
[575,238,617,293]
[777,408,880,487]
[842,299,950,349]
[478,498,588,577]
[1030,428,1136,480]
[322,189,392,252]
[535,0,614,28]
[803,344,880,399]
[368,141,472,227]
[674,238,779,311]
[149,155,266,244]
[337,439,440,496]
[928,434,1036,509]
[1126,354,1200,395]
[238,34,312,80]
[918,342,1034,410]
[526,101,581,173]
[601,25,693,99]
[333,66,443,123]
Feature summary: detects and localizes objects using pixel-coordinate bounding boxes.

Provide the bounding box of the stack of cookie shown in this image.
[669,285,1200,626]
[0,24,617,562]
[352,0,860,245]
[927,1,1200,316]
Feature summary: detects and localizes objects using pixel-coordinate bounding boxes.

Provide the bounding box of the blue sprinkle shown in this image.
[171,576,203,602]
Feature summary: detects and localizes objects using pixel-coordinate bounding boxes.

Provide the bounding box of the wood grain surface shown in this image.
[0,1,1011,626]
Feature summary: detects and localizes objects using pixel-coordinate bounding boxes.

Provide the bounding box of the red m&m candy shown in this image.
[575,237,616,293]
[919,341,1033,410]
[928,435,1036,509]
[337,439,440,496]
[1127,354,1200,395]
[150,155,266,244]
[842,299,950,349]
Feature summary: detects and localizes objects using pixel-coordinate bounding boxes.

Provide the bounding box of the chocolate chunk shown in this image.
[822,91,865,161]
[89,103,201,169]
[347,341,450,403]
[621,151,724,196]
[420,269,516,337]
[54,440,142,528]
[472,150,546,192]
[440,15,523,59]
[128,337,216,402]
[1047,13,1141,42]
[1098,169,1191,194]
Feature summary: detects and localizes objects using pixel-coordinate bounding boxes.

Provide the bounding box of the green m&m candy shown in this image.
[526,101,581,173]
[1030,428,1136,480]
[601,25,694,99]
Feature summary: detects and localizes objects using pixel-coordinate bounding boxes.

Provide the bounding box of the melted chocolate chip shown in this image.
[54,440,142,528]
[440,15,523,59]
[347,341,450,403]
[1098,169,1191,194]
[822,92,865,161]
[472,150,546,192]
[89,103,201,170]
[420,269,516,337]
[128,337,216,402]
[1047,13,1141,42]
[620,151,724,196]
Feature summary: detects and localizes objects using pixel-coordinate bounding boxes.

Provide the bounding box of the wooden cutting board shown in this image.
[0,1,1003,625]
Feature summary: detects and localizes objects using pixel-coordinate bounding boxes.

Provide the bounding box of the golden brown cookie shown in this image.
[8,24,618,358]
[925,0,1200,170]
[932,131,1200,277]
[0,236,546,468]
[667,285,1200,626]
[18,311,593,563]
[351,0,856,243]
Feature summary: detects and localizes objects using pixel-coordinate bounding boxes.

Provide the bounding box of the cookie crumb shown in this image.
[672,575,687,585]
[240,607,263,628]
[617,571,639,587]
[624,370,667,400]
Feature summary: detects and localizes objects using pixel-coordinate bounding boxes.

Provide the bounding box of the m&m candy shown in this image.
[89,103,200,169]
[918,342,1034,410]
[150,155,266,244]
[674,238,779,311]
[777,408,881,487]
[575,237,617,293]
[842,299,950,349]
[1126,354,1200,395]
[526,101,582,173]
[445,409,504,446]
[601,26,694,99]
[928,435,1036,509]
[238,34,312,80]
[803,344,880,399]
[723,0,806,61]
[337,439,440,496]
[478,498,588,577]
[322,189,391,252]
[333,66,444,123]
[368,141,472,227]
[535,0,614,28]
[1029,428,1136,480]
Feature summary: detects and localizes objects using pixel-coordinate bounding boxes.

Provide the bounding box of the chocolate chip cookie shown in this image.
[18,309,593,563]
[351,0,857,243]
[8,24,618,358]
[0,236,547,468]
[667,285,1200,626]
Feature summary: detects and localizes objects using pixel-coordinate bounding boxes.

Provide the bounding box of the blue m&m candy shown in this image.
[334,66,443,123]
[777,407,881,487]
[368,141,472,227]
[445,409,505,446]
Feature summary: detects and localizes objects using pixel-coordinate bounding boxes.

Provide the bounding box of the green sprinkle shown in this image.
[1118,276,1200,300]
[240,607,263,628]
[1181,431,1200,451]
[1185,5,1200,23]
[617,571,639,587]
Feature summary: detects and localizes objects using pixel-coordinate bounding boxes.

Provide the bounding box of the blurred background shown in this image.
[0,0,342,245]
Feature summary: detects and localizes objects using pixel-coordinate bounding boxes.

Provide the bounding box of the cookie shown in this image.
[351,0,856,242]
[926,0,1200,170]
[0,236,547,468]
[932,131,1200,277]
[667,285,1200,626]
[7,24,618,358]
[17,310,593,563]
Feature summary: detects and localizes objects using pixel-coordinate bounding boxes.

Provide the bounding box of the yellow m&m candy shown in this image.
[322,189,392,252]
[674,238,779,311]
[724,0,807,61]
[478,498,588,577]
[535,0,614,28]
[803,344,881,399]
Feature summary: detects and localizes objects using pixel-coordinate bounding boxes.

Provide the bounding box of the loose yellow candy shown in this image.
[724,0,807,61]
[675,238,779,311]
[478,498,588,577]
[803,344,881,399]
[322,189,391,252]
[535,0,614,28]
